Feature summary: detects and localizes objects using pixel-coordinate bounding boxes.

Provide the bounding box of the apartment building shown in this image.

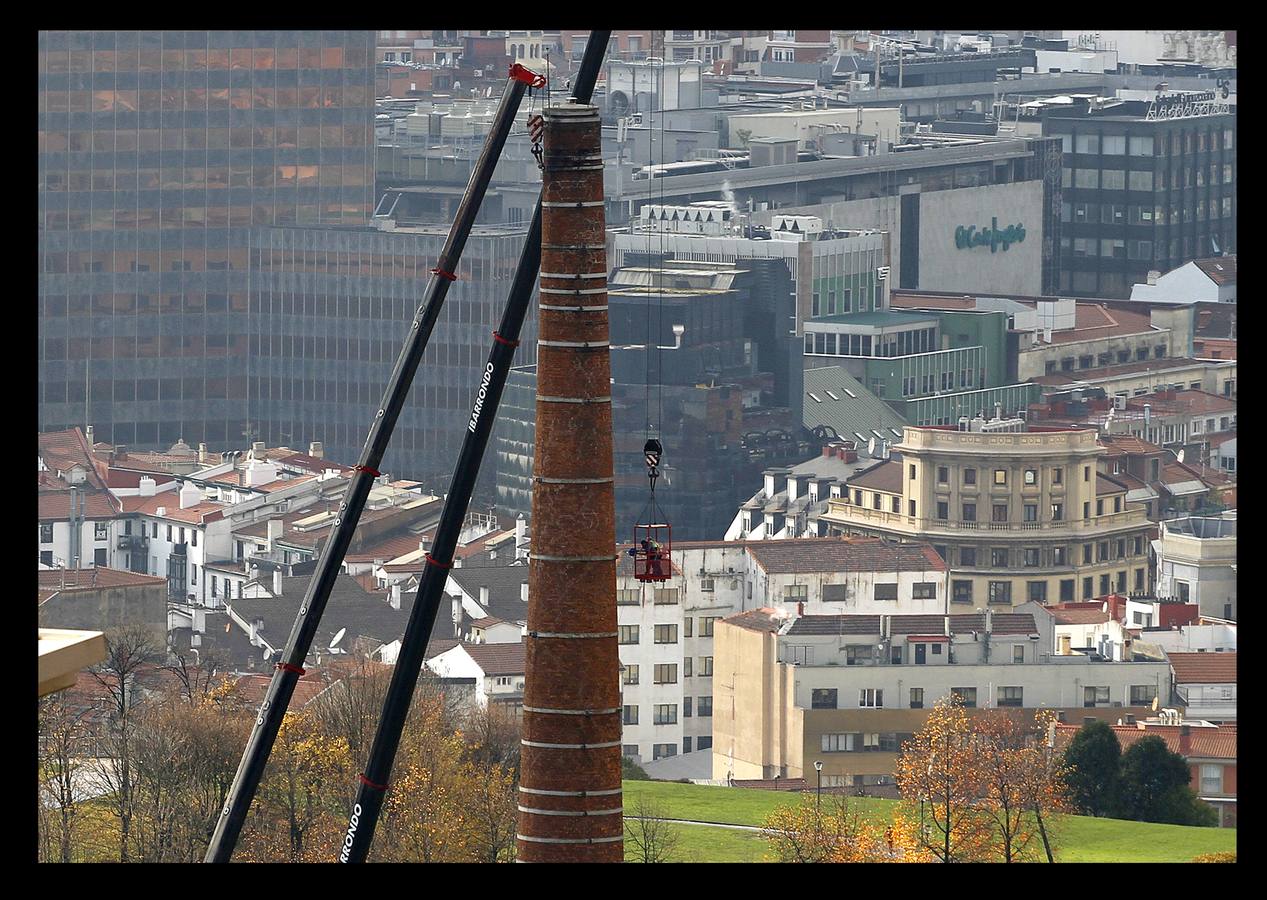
[820,422,1155,606]
[615,536,946,764]
[1155,516,1236,620]
[713,605,1171,785]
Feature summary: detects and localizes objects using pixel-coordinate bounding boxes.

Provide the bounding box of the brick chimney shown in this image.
[1179,724,1192,755]
[519,101,622,863]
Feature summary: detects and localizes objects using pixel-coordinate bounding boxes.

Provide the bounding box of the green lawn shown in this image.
[621,780,1237,863]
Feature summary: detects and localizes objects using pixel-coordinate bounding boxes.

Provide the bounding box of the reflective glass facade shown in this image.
[247,223,536,489]
[39,30,376,447]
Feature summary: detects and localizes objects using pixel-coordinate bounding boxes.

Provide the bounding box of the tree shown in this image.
[622,755,650,781]
[37,693,89,863]
[1062,720,1122,817]
[461,703,520,863]
[1119,736,1214,826]
[624,794,681,863]
[761,793,915,863]
[974,711,1041,863]
[1023,711,1072,863]
[88,625,158,862]
[894,696,994,862]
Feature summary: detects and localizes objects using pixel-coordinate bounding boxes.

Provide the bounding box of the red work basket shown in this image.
[632,520,672,583]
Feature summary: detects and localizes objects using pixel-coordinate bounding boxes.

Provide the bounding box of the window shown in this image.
[653,704,677,725]
[1097,541,1109,562]
[993,469,1007,486]
[623,705,639,725]
[997,687,1023,707]
[873,583,898,602]
[822,733,852,752]
[617,588,640,605]
[937,466,949,484]
[698,696,712,717]
[622,665,639,685]
[40,524,53,544]
[993,504,1009,523]
[823,584,848,602]
[1200,765,1223,795]
[684,617,692,638]
[952,581,973,604]
[846,645,875,666]
[1130,684,1157,706]
[912,582,937,600]
[683,698,692,717]
[1023,504,1038,523]
[811,689,838,710]
[859,689,884,708]
[1083,502,1091,520]
[1013,645,1025,664]
[1051,503,1064,522]
[94,548,107,566]
[909,500,917,518]
[1084,686,1110,708]
[988,582,1012,605]
[1023,548,1040,567]
[653,588,679,605]
[1082,577,1093,600]
[1053,547,1066,565]
[654,624,678,644]
[963,468,976,486]
[991,547,1008,567]
[1027,581,1047,603]
[1134,568,1145,592]
[959,547,976,567]
[891,497,901,514]
[1099,574,1111,595]
[701,657,713,676]
[652,743,676,760]
[653,664,678,684]
[784,584,808,602]
[951,688,977,708]
[1083,544,1092,564]
[962,503,977,523]
[93,522,108,541]
[699,617,719,637]
[700,578,714,592]
[167,524,173,542]
[619,625,640,644]
[683,657,692,677]
[909,688,924,709]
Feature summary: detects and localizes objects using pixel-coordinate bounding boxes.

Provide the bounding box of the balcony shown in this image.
[117,534,149,551]
[822,503,1148,537]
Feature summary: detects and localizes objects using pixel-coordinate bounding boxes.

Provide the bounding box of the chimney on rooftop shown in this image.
[139,476,157,497]
[198,442,210,464]
[309,441,324,459]
[389,583,402,611]
[272,569,283,597]
[1147,270,1160,285]
[479,585,490,609]
[252,441,266,453]
[985,607,993,634]
[521,581,529,602]
[86,425,94,445]
[250,616,264,646]
[266,519,283,551]
[179,481,202,510]
[1179,723,1192,755]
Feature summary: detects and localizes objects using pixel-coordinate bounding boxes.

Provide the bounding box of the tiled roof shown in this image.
[38,488,121,521]
[1050,608,1110,625]
[456,640,526,676]
[845,458,904,494]
[722,608,787,634]
[1193,256,1235,286]
[1193,303,1236,340]
[346,532,430,563]
[1168,651,1236,684]
[471,616,506,628]
[747,537,945,575]
[1045,304,1157,345]
[1054,723,1236,761]
[787,612,1038,637]
[447,562,532,623]
[37,567,166,593]
[233,673,329,707]
[274,451,355,474]
[118,493,226,524]
[1096,472,1128,496]
[1098,434,1163,455]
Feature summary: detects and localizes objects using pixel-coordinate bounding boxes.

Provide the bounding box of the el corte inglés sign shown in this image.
[954,217,1026,253]
[1146,87,1232,120]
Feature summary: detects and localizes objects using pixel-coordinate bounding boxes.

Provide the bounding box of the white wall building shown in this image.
[1154,516,1236,620]
[1129,257,1236,305]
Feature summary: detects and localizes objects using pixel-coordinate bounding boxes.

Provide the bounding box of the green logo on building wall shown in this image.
[954,218,1026,253]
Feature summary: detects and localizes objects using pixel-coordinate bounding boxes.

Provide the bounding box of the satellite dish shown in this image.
[331,627,347,648]
[868,437,877,457]
[1176,449,1185,463]
[1151,695,1160,712]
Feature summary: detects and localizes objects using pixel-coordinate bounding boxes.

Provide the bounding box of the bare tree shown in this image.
[461,703,520,862]
[88,625,158,862]
[624,794,682,863]
[162,647,230,706]
[38,693,89,863]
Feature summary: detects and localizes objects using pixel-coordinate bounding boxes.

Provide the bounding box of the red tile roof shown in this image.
[746,537,945,575]
[845,458,904,494]
[722,608,787,634]
[37,567,166,593]
[457,640,526,676]
[38,488,121,521]
[118,493,227,524]
[1049,608,1110,625]
[1169,651,1236,684]
[1054,723,1236,761]
[1099,434,1164,455]
[1193,256,1235,286]
[1045,304,1158,345]
[1096,472,1128,496]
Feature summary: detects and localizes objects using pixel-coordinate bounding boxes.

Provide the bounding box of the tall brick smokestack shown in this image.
[517,101,623,862]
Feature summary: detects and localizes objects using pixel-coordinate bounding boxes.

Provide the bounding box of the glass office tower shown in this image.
[38,30,376,449]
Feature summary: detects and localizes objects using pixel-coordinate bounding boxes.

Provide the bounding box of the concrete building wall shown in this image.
[39,582,166,647]
[917,181,1044,296]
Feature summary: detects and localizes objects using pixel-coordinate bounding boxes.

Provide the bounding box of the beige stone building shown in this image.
[713,607,1170,786]
[819,423,1154,607]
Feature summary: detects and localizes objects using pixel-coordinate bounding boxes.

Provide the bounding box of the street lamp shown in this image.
[814,760,823,809]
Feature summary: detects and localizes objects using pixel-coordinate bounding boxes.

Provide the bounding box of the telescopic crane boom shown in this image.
[204,60,547,864]
[336,30,611,863]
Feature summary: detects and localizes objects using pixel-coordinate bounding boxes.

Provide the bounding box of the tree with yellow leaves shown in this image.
[761,793,928,863]
[894,695,994,863]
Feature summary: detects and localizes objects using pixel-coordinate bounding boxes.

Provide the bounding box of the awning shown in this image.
[1127,486,1160,502]
[904,634,950,642]
[1165,480,1207,497]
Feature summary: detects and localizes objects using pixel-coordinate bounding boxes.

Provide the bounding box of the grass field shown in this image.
[621,780,1237,863]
